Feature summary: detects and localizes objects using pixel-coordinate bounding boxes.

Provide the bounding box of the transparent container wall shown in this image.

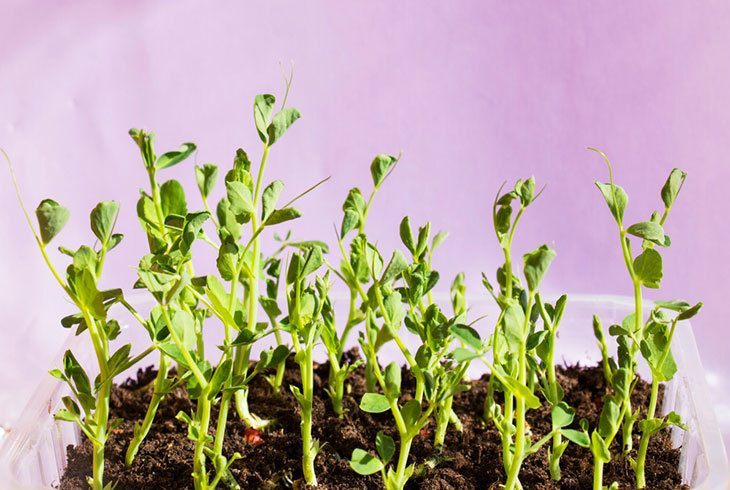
[1,295,727,488]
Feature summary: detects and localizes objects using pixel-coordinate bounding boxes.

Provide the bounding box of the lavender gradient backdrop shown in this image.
[1,1,728,447]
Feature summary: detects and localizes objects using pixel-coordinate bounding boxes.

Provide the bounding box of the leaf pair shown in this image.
[253,93,301,146]
[350,429,395,475]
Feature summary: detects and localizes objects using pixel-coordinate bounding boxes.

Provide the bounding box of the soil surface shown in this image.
[59,351,686,489]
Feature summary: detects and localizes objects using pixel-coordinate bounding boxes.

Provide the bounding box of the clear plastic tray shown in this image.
[0,294,727,488]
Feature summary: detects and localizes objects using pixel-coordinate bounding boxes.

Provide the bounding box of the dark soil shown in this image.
[59,351,686,489]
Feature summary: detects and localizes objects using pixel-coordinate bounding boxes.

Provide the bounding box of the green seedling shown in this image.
[9,155,153,489]
[205,73,329,429]
[397,216,465,448]
[328,153,399,414]
[350,238,469,489]
[460,179,588,489]
[125,128,199,467]
[128,128,240,489]
[532,293,586,480]
[282,246,328,485]
[589,148,701,489]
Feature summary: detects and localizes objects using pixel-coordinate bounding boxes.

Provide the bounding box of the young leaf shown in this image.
[494,204,512,236]
[638,417,664,437]
[384,362,402,399]
[341,210,359,239]
[661,168,687,208]
[380,250,408,284]
[195,164,219,199]
[108,233,124,251]
[654,300,690,312]
[160,180,188,218]
[267,108,301,145]
[503,302,527,350]
[451,324,482,350]
[300,246,324,278]
[626,221,666,246]
[264,345,290,368]
[156,143,196,169]
[207,359,233,399]
[36,199,70,244]
[264,207,302,226]
[399,216,415,254]
[640,333,677,381]
[502,375,540,409]
[415,222,431,259]
[226,181,254,217]
[350,448,384,475]
[452,347,481,362]
[180,212,209,255]
[431,230,449,251]
[360,393,390,413]
[677,302,702,320]
[591,432,611,462]
[340,188,366,237]
[523,244,556,292]
[633,248,663,288]
[261,180,284,222]
[90,201,119,244]
[216,241,239,281]
[562,429,590,448]
[551,401,575,428]
[519,176,536,206]
[597,398,620,439]
[612,367,631,400]
[375,431,395,463]
[254,94,276,143]
[170,309,197,351]
[73,245,98,273]
[595,182,628,224]
[400,399,422,429]
[107,344,132,376]
[666,411,688,430]
[370,154,398,188]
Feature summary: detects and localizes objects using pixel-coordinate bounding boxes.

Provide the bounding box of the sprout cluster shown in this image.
[11,87,700,490]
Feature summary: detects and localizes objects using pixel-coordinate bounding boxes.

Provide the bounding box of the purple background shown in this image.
[1,2,728,449]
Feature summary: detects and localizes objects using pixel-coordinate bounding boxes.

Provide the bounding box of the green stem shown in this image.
[80,311,110,490]
[545,326,564,481]
[213,247,243,455]
[213,392,231,460]
[234,144,270,422]
[271,326,286,394]
[505,294,534,490]
[635,431,650,488]
[91,368,111,490]
[192,392,212,490]
[449,407,463,432]
[621,280,643,454]
[147,169,167,239]
[502,391,514,470]
[299,346,317,486]
[126,353,169,466]
[593,458,604,490]
[326,351,344,417]
[635,379,660,488]
[434,396,453,449]
[91,441,105,490]
[393,436,414,489]
[502,206,525,300]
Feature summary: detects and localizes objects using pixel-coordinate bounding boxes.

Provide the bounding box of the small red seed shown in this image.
[244,427,264,446]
